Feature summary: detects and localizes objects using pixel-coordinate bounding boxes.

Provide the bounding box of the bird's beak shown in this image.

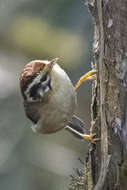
[48,58,59,72]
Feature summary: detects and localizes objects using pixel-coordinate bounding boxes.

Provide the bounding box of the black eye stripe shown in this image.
[41,76,51,89]
[29,83,41,99]
[40,73,48,82]
[47,78,51,89]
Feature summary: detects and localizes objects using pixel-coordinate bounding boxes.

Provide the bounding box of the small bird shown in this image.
[20,58,98,143]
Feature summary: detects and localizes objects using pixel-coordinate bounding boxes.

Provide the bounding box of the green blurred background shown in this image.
[0,0,93,189]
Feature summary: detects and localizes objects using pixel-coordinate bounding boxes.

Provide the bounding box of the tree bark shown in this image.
[69,0,127,189]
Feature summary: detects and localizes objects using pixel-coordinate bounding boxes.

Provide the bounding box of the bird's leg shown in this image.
[82,133,100,144]
[65,125,100,143]
[71,70,99,142]
[75,69,97,90]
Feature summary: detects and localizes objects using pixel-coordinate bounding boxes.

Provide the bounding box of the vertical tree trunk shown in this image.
[69,0,127,189]
[90,0,127,189]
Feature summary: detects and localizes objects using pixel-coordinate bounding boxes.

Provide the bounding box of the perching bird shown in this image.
[20,58,98,143]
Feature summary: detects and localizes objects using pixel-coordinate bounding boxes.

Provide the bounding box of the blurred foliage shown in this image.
[9,16,86,66]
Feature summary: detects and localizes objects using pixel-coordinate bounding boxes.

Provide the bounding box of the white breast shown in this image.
[36,64,77,134]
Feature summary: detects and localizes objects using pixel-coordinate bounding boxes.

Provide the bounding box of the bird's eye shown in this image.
[41,73,48,82]
[29,83,41,100]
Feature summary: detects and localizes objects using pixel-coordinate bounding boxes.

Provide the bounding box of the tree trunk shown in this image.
[69,0,127,189]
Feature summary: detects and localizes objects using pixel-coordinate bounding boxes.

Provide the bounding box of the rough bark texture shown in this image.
[69,0,127,189]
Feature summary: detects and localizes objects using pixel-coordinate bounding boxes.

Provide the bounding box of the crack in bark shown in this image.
[94,155,111,190]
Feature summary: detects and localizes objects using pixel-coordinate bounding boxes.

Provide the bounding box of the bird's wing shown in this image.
[65,115,86,139]
[23,101,40,124]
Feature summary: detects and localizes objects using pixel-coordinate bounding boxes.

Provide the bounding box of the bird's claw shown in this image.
[75,69,97,90]
[82,133,100,144]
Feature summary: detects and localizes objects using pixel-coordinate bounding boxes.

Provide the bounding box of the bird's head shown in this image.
[20,58,58,102]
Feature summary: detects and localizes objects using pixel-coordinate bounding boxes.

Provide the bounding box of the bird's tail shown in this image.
[65,115,86,140]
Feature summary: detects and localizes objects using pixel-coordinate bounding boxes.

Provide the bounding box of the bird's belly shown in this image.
[38,108,73,134]
[36,85,76,134]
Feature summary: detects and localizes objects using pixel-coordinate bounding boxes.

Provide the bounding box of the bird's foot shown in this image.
[82,133,100,144]
[75,69,97,90]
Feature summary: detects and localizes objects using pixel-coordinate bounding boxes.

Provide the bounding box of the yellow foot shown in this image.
[75,69,97,90]
[82,133,100,144]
